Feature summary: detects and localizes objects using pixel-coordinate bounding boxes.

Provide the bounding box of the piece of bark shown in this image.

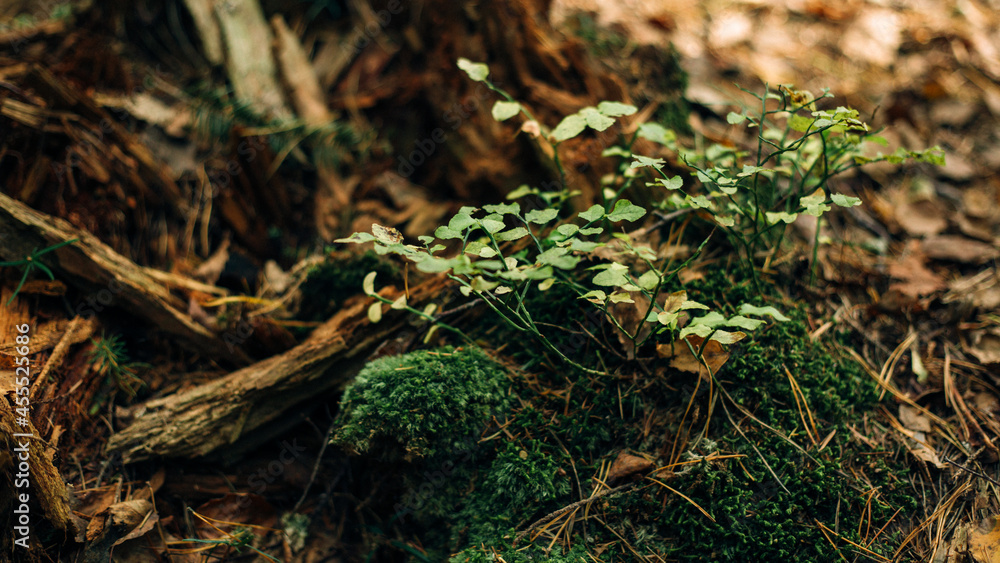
[106,276,448,462]
[0,191,251,365]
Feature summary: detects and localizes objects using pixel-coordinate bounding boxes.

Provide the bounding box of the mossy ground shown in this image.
[331,264,919,561]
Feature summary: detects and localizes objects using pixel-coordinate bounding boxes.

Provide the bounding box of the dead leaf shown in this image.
[968,516,1000,563]
[887,246,946,298]
[965,328,1000,365]
[659,335,730,378]
[899,404,932,433]
[923,235,999,264]
[607,450,654,482]
[895,200,948,237]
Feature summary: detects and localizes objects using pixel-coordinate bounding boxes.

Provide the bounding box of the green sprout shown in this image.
[0,238,78,306]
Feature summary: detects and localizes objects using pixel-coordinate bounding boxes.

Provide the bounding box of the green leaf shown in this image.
[630,154,666,169]
[656,176,683,190]
[592,263,630,287]
[737,164,765,177]
[483,202,520,215]
[579,290,607,303]
[434,225,461,239]
[390,295,407,310]
[607,199,646,222]
[657,311,680,327]
[363,271,377,295]
[496,227,529,241]
[335,232,376,244]
[725,316,764,331]
[690,311,726,328]
[726,112,746,124]
[737,304,790,321]
[715,215,735,227]
[580,107,615,131]
[578,227,603,235]
[367,302,382,323]
[681,300,710,311]
[481,218,506,233]
[679,324,713,339]
[687,194,712,209]
[556,224,579,237]
[609,291,634,304]
[538,278,555,291]
[568,238,602,252]
[831,193,862,207]
[787,114,814,132]
[492,101,521,121]
[710,329,747,344]
[507,184,537,200]
[800,192,831,217]
[551,114,587,142]
[765,212,798,225]
[637,123,676,146]
[536,247,579,269]
[457,58,489,81]
[525,208,559,224]
[470,276,499,293]
[597,101,637,116]
[637,270,660,291]
[579,204,606,222]
[449,212,477,232]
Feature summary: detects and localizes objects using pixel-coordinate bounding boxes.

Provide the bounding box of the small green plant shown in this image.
[333,346,510,460]
[0,238,77,305]
[338,61,787,376]
[628,84,944,287]
[87,333,146,414]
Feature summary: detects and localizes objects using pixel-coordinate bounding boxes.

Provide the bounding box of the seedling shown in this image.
[0,238,77,305]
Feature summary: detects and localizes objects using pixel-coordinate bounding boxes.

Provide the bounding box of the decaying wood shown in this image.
[0,191,251,365]
[106,275,449,462]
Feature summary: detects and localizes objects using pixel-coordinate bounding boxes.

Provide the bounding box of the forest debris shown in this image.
[0,191,251,365]
[606,450,654,482]
[106,275,449,462]
[887,245,946,298]
[0,401,77,537]
[181,0,224,65]
[212,0,290,120]
[965,328,1000,366]
[273,14,354,238]
[658,335,729,379]
[82,499,157,563]
[967,516,1000,563]
[922,235,999,264]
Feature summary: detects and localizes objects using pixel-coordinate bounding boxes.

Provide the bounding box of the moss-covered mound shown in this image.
[333,346,512,461]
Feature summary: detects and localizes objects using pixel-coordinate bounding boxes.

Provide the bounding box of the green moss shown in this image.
[333,346,511,461]
[297,250,398,322]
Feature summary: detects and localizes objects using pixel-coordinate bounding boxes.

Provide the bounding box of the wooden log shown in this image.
[105,275,448,462]
[0,191,251,365]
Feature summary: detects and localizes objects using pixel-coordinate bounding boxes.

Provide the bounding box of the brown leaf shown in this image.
[887,247,946,298]
[898,405,932,433]
[607,450,655,482]
[968,516,1000,563]
[965,328,1000,365]
[894,200,948,237]
[658,336,730,378]
[923,235,999,264]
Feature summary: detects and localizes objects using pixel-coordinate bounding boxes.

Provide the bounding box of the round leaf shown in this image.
[492,101,521,121]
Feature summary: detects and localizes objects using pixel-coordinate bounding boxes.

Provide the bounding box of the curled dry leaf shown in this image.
[607,450,655,482]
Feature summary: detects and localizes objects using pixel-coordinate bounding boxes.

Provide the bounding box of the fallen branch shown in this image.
[0,191,250,365]
[106,276,449,462]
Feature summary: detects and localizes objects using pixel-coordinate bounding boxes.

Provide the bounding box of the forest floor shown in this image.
[1,0,999,562]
